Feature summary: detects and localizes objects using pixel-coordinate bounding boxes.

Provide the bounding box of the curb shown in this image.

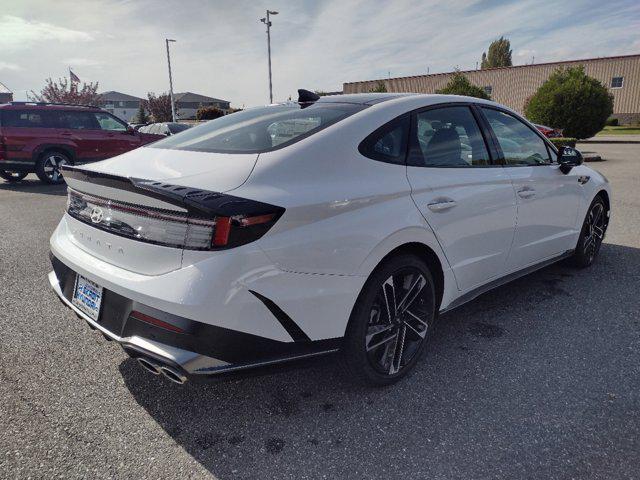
[579,140,640,144]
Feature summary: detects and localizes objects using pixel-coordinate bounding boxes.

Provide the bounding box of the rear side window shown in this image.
[149,102,366,154]
[359,115,409,164]
[0,110,54,128]
[409,106,490,167]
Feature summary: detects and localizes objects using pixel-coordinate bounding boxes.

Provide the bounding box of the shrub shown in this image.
[605,117,618,126]
[196,106,225,121]
[436,71,490,100]
[369,82,387,93]
[549,137,577,148]
[524,66,613,139]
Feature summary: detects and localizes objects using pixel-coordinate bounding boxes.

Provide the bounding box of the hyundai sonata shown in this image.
[49,91,610,386]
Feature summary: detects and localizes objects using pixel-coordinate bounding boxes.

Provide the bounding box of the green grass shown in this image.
[596,126,640,135]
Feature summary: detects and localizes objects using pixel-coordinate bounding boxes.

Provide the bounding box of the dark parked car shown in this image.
[138,122,192,136]
[0,102,164,184]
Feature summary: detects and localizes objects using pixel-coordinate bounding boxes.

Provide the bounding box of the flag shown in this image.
[69,70,80,83]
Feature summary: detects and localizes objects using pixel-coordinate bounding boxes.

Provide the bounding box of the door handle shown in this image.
[516,187,535,199]
[60,132,72,136]
[427,200,457,212]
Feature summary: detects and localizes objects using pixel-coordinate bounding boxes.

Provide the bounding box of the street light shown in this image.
[165,38,177,122]
[260,10,278,103]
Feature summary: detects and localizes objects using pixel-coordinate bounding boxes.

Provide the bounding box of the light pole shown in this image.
[260,10,278,103]
[165,38,177,122]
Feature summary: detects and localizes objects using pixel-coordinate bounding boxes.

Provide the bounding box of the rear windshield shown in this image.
[148,102,366,154]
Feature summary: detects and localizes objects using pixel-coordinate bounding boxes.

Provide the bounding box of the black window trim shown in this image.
[476,105,559,167]
[407,102,501,168]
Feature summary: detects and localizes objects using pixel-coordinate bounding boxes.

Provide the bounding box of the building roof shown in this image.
[344,53,640,86]
[174,92,229,104]
[98,91,144,102]
[0,81,12,94]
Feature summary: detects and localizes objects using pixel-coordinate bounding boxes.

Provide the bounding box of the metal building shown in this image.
[343,54,640,124]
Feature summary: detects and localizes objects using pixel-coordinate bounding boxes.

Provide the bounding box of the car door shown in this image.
[93,112,141,156]
[55,111,106,163]
[479,107,582,271]
[406,105,517,292]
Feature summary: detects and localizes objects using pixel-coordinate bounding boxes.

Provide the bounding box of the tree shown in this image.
[145,92,176,122]
[135,101,149,124]
[196,106,224,121]
[524,66,613,139]
[481,37,512,69]
[28,77,100,105]
[436,71,490,99]
[369,82,387,93]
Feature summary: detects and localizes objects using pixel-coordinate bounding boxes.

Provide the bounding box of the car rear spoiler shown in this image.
[61,165,281,219]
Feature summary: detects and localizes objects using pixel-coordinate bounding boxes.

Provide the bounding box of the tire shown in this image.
[343,254,437,387]
[569,196,608,268]
[0,170,28,183]
[35,150,71,184]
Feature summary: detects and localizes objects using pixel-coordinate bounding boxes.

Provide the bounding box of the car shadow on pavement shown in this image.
[0,178,67,196]
[119,243,640,479]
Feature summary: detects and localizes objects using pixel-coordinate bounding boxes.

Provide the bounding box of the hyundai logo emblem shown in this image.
[90,207,104,224]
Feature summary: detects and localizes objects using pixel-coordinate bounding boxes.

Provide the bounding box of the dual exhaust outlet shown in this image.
[136,357,187,385]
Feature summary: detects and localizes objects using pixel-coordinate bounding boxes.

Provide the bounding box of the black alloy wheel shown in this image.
[344,254,436,386]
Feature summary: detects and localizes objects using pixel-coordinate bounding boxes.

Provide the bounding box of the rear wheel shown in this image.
[0,170,28,183]
[569,196,608,268]
[35,151,71,184]
[343,254,436,386]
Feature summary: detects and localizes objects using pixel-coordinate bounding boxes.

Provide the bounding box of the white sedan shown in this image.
[49,91,610,386]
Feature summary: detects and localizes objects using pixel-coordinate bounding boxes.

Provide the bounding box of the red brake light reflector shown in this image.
[130,310,185,334]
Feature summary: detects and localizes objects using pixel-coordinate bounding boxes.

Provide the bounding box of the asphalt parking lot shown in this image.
[1,144,639,479]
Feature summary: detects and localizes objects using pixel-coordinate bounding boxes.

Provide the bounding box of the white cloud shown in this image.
[0,61,22,71]
[1,1,639,107]
[0,15,94,51]
[63,58,104,67]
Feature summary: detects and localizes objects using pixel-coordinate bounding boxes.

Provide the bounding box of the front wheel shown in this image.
[0,170,28,183]
[569,196,608,268]
[35,151,70,184]
[343,254,436,386]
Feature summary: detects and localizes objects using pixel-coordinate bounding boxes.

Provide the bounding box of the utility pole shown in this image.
[260,10,278,103]
[165,38,177,122]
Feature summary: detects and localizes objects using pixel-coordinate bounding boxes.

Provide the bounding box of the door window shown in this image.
[56,111,100,130]
[481,108,551,166]
[359,115,409,164]
[409,106,490,167]
[94,113,127,131]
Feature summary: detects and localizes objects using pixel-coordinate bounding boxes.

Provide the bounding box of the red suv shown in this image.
[0,102,163,184]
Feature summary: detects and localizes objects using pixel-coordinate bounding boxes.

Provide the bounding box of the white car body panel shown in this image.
[503,164,582,270]
[407,165,517,291]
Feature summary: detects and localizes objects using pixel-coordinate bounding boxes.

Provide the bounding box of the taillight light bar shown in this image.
[66,188,284,251]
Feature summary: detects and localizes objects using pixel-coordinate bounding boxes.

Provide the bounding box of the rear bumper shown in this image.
[49,253,342,379]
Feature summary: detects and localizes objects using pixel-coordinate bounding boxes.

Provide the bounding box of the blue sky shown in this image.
[1,0,639,107]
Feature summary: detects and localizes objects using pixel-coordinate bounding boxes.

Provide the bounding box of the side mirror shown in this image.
[558,146,583,174]
[126,125,136,135]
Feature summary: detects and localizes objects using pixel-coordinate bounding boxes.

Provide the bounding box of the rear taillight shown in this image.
[66,188,283,250]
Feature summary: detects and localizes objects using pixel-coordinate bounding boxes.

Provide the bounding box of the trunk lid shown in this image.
[62,147,259,275]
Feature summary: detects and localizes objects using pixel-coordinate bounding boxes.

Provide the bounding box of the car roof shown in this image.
[316,93,416,105]
[0,102,103,112]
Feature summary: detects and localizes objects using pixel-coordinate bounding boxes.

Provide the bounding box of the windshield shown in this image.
[148,102,366,154]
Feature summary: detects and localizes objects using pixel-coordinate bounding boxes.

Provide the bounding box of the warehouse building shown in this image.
[343,53,640,124]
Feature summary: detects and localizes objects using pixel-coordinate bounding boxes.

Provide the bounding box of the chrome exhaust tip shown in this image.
[137,357,162,375]
[159,366,187,385]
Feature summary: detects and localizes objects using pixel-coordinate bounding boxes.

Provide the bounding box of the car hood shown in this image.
[79,146,258,193]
